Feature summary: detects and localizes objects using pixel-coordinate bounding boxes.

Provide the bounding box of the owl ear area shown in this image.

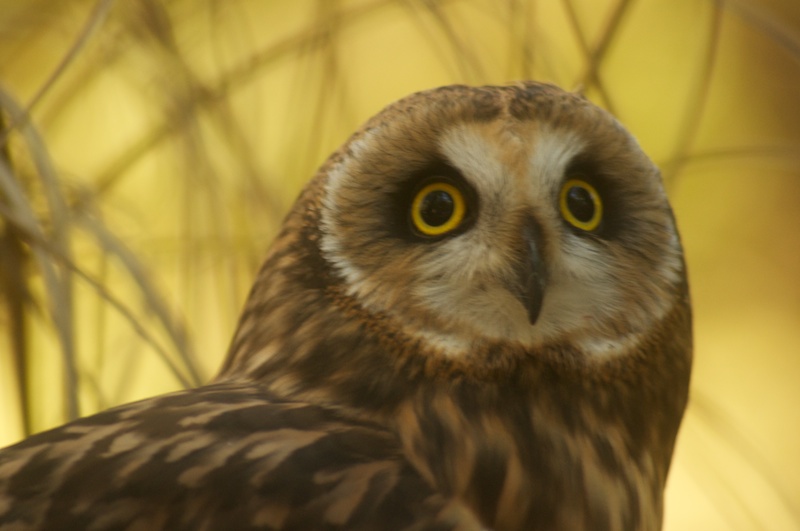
[559,178,603,232]
[409,180,469,237]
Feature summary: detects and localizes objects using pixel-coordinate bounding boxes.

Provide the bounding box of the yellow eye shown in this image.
[559,179,602,231]
[411,182,467,237]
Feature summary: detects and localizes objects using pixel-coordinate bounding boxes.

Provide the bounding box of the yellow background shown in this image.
[0,1,798,529]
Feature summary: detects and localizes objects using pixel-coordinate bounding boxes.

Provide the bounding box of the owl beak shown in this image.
[514,220,547,325]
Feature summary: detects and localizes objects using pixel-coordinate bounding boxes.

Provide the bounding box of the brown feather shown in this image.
[0,82,691,530]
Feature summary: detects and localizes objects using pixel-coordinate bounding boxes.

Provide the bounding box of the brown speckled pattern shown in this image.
[0,82,692,531]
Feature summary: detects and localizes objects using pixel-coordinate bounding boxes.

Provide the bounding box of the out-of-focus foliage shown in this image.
[0,1,798,529]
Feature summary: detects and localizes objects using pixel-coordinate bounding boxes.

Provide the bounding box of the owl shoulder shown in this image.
[0,383,478,530]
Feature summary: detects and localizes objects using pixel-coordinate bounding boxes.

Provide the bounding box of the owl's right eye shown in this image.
[410,181,467,237]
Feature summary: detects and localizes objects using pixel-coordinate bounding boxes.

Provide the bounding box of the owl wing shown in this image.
[0,383,477,531]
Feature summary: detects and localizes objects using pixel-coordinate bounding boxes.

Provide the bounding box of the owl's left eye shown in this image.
[410,181,467,237]
[559,178,603,232]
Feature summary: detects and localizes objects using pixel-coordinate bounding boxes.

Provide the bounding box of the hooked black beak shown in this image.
[513,218,547,325]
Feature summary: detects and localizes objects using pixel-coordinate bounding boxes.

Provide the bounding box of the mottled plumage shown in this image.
[0,82,692,531]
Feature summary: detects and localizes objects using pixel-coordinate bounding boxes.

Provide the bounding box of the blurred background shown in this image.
[0,0,798,529]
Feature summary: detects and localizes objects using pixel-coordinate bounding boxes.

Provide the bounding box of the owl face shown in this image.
[319,84,685,360]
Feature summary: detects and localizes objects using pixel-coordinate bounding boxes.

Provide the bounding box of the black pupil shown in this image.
[566,185,596,223]
[420,190,455,227]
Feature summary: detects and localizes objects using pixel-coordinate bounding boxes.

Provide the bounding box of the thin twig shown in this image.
[0,109,32,436]
[0,87,80,421]
[0,0,117,146]
[91,0,405,193]
[571,0,635,114]
[724,0,800,65]
[662,1,724,184]
[0,198,196,391]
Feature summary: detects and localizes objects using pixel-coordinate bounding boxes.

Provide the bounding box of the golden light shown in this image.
[1,1,798,528]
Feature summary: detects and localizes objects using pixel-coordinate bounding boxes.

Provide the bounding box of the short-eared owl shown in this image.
[0,82,692,531]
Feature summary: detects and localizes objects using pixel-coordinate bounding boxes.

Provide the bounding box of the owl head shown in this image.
[222,81,691,389]
[315,83,687,363]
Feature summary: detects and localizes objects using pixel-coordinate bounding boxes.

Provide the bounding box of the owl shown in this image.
[0,82,692,530]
